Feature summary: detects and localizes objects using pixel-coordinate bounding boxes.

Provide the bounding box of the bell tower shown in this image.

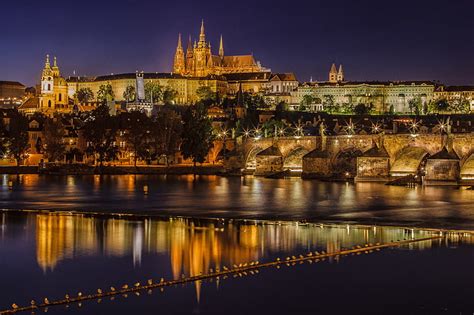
[328,63,338,83]
[41,54,54,94]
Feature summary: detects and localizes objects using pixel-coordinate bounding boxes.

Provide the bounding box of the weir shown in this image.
[0,235,444,314]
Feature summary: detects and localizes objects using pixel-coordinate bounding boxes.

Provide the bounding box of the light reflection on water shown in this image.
[0,212,473,314]
[1,175,473,230]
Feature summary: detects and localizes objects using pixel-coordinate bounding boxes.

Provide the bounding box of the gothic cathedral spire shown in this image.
[199,19,206,47]
[173,33,185,74]
[219,35,224,58]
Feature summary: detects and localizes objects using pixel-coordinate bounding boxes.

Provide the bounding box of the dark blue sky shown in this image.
[1,0,473,86]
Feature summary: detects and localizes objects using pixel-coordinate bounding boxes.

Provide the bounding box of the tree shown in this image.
[76,88,94,103]
[43,118,66,162]
[0,118,7,156]
[243,93,268,111]
[6,110,29,166]
[121,111,152,167]
[181,104,215,167]
[408,97,422,115]
[299,94,314,111]
[196,86,216,104]
[162,87,178,105]
[144,82,162,104]
[354,103,373,115]
[323,95,336,113]
[275,101,288,113]
[340,102,355,114]
[82,105,119,167]
[430,99,450,113]
[151,109,183,166]
[123,85,136,102]
[450,97,470,113]
[97,84,114,104]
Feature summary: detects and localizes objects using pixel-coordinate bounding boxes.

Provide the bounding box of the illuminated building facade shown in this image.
[291,65,435,113]
[173,21,269,77]
[19,55,69,115]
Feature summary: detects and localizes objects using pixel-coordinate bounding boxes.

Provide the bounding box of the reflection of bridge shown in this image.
[228,134,474,183]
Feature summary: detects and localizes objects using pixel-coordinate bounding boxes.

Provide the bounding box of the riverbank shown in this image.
[0,164,225,175]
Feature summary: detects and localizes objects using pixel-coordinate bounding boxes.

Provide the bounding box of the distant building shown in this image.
[291,64,435,113]
[19,55,69,115]
[434,85,474,111]
[173,21,270,77]
[0,81,26,108]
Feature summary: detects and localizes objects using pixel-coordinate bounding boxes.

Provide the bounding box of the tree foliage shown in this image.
[76,88,94,103]
[43,118,66,162]
[144,82,163,103]
[181,104,215,166]
[163,87,178,105]
[97,84,114,104]
[5,110,29,165]
[82,105,118,166]
[123,85,136,102]
[121,111,152,166]
[151,109,183,165]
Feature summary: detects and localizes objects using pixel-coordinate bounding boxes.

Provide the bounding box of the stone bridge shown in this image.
[230,134,474,183]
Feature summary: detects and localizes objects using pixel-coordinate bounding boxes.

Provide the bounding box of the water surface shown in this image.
[1,174,474,229]
[0,212,473,314]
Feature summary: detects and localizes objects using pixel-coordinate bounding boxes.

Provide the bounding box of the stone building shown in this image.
[355,145,390,182]
[0,81,26,107]
[19,55,69,116]
[302,149,331,178]
[173,21,269,77]
[424,147,460,185]
[291,80,435,113]
[291,64,435,113]
[67,72,228,105]
[434,85,474,111]
[255,146,283,176]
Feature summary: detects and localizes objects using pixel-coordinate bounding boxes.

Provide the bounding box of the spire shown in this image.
[330,63,337,73]
[199,19,206,44]
[45,54,51,68]
[219,35,224,58]
[337,64,344,82]
[187,35,192,53]
[173,33,185,74]
[177,33,183,50]
[53,56,57,68]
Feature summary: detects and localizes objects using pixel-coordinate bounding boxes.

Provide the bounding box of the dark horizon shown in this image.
[1,0,473,87]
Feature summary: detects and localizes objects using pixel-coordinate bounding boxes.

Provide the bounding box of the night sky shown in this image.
[1,0,473,87]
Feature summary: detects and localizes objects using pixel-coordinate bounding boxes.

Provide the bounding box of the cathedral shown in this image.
[173,21,268,77]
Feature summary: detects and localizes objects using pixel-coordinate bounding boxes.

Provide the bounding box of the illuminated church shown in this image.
[173,21,269,77]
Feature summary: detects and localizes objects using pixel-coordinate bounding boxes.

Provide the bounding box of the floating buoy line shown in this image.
[0,235,442,314]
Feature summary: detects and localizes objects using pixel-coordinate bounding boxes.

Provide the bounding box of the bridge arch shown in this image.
[460,152,474,181]
[332,146,363,177]
[390,146,430,176]
[283,146,310,171]
[244,145,266,170]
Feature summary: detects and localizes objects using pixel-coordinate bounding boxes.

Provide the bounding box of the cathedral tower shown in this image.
[173,33,185,74]
[194,20,211,76]
[41,54,54,94]
[337,64,344,82]
[329,63,338,83]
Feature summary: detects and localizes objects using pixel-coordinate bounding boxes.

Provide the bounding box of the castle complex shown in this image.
[11,21,473,116]
[173,21,268,77]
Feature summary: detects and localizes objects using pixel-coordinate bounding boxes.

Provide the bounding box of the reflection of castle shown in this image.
[32,214,474,299]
